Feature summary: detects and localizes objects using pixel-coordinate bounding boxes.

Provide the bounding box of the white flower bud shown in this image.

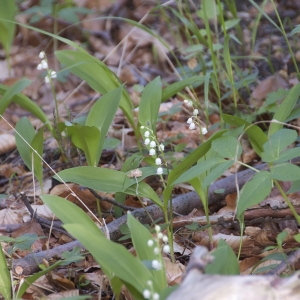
[39,51,46,59]
[163,245,170,253]
[143,289,151,299]
[193,109,199,115]
[149,149,156,156]
[150,141,156,148]
[201,127,208,135]
[162,235,168,242]
[157,167,163,175]
[152,260,162,270]
[144,138,150,145]
[147,240,154,247]
[158,144,164,151]
[189,122,196,130]
[157,232,163,239]
[144,130,150,137]
[155,158,162,165]
[153,293,160,300]
[154,247,160,254]
[155,225,161,232]
[187,118,193,124]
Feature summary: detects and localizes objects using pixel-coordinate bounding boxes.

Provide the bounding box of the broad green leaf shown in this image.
[41,195,154,296]
[203,160,234,188]
[86,86,122,162]
[270,163,300,181]
[55,167,126,193]
[66,124,101,166]
[30,127,44,188]
[0,84,52,132]
[164,130,226,206]
[15,117,36,172]
[173,158,226,185]
[55,50,135,129]
[138,77,162,134]
[261,129,297,162]
[288,180,300,193]
[0,78,32,113]
[224,18,240,30]
[0,0,16,56]
[127,214,167,291]
[0,244,11,300]
[223,114,268,156]
[161,76,205,101]
[55,167,163,207]
[124,182,163,209]
[237,171,272,220]
[211,136,242,159]
[205,240,239,275]
[274,147,300,163]
[269,83,300,135]
[167,130,226,187]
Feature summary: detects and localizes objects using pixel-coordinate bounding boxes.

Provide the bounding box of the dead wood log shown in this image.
[12,160,299,275]
[167,246,300,300]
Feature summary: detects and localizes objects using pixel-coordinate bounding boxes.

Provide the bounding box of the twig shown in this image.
[20,192,66,233]
[266,248,300,275]
[88,188,136,211]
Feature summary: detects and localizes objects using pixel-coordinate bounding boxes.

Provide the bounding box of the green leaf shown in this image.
[55,50,135,129]
[223,114,268,156]
[127,214,167,291]
[0,78,32,114]
[205,240,239,275]
[0,243,11,300]
[203,160,234,188]
[237,171,272,220]
[224,18,240,30]
[0,84,52,132]
[55,167,126,193]
[55,167,163,208]
[261,129,297,162]
[288,180,300,193]
[138,77,162,134]
[15,117,41,178]
[291,24,300,35]
[211,136,242,159]
[167,130,226,187]
[173,158,226,185]
[41,195,154,296]
[269,83,300,135]
[86,86,122,162]
[161,76,205,101]
[270,163,300,181]
[66,124,101,166]
[0,0,16,56]
[30,127,44,187]
[275,147,300,163]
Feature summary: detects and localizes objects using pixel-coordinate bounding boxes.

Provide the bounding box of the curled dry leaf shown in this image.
[0,133,16,154]
[164,256,185,286]
[251,72,289,106]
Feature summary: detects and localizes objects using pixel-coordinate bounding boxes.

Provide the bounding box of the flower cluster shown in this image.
[141,126,165,176]
[143,225,170,299]
[183,99,208,135]
[37,51,57,84]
